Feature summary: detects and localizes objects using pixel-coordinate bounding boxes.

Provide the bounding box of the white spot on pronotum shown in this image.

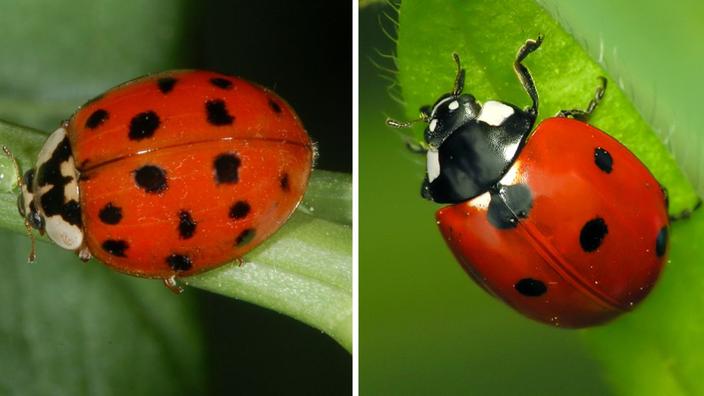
[448,100,459,111]
[45,216,83,250]
[477,101,514,126]
[502,141,520,161]
[36,126,68,168]
[467,191,491,209]
[426,149,441,182]
[499,161,522,185]
[429,118,438,132]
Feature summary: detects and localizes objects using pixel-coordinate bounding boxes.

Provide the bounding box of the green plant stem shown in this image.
[0,120,352,352]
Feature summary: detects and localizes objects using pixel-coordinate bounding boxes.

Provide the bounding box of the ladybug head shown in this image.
[422,93,480,149]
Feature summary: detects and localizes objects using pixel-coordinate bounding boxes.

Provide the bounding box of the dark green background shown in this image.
[360,4,608,395]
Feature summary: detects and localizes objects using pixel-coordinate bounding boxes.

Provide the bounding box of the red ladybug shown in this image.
[388,36,673,327]
[10,70,313,292]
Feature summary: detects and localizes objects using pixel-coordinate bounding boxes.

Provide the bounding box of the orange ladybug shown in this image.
[13,71,313,291]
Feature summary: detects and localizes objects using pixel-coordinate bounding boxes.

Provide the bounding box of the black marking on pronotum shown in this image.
[594,147,613,174]
[280,172,290,192]
[205,99,234,126]
[157,77,177,94]
[129,111,160,140]
[580,217,608,252]
[134,165,168,193]
[229,201,251,219]
[35,136,82,226]
[213,153,241,184]
[487,184,533,229]
[210,77,233,89]
[235,228,255,247]
[515,278,547,297]
[63,201,82,228]
[656,226,668,257]
[102,239,128,257]
[268,98,282,114]
[166,254,192,271]
[178,210,197,239]
[99,202,123,225]
[85,109,109,129]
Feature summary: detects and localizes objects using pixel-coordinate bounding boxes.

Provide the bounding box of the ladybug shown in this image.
[10,70,313,292]
[388,36,678,327]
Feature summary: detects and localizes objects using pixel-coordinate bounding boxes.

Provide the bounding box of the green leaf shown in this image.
[0,232,205,395]
[396,0,698,214]
[392,0,704,394]
[187,211,352,351]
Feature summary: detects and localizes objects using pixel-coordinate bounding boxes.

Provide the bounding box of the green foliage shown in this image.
[389,0,703,394]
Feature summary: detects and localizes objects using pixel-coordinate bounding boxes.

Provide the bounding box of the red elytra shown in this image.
[436,118,669,327]
[17,70,313,288]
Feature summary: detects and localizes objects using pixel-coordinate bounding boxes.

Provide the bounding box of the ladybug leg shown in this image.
[669,198,703,222]
[558,77,607,122]
[77,245,92,262]
[386,106,431,154]
[163,275,184,295]
[514,35,543,117]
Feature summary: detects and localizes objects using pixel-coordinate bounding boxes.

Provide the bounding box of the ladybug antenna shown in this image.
[1,145,36,263]
[385,107,430,129]
[452,53,465,97]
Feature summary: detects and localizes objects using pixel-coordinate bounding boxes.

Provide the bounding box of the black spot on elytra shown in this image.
[214,153,240,184]
[235,228,256,247]
[280,173,290,192]
[134,165,168,193]
[594,147,613,174]
[268,98,282,114]
[157,77,177,94]
[99,202,122,225]
[22,169,35,193]
[229,201,251,219]
[206,99,234,126]
[166,254,192,272]
[580,217,608,252]
[102,239,128,257]
[656,227,668,257]
[35,136,82,227]
[178,210,197,239]
[129,111,160,140]
[85,109,109,129]
[210,77,233,89]
[487,184,533,229]
[515,278,547,297]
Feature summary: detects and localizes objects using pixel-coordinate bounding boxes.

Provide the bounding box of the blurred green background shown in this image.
[359,3,608,394]
[0,1,350,395]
